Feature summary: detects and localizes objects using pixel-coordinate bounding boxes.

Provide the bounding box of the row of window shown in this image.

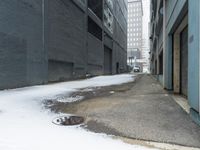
[128,13,141,17]
[128,20,142,24]
[128,42,141,47]
[128,38,142,42]
[128,16,142,21]
[128,23,142,27]
[128,8,141,13]
[128,28,142,32]
[128,33,142,37]
[128,3,141,8]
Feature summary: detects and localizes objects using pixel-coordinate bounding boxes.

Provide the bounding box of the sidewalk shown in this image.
[59,74,200,149]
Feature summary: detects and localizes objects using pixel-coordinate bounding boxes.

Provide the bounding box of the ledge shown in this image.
[190,108,200,126]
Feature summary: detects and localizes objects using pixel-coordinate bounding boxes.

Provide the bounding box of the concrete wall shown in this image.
[150,0,200,126]
[188,0,200,124]
[0,0,127,89]
[150,0,163,76]
[47,0,87,81]
[87,33,104,75]
[112,0,127,74]
[164,0,187,90]
[0,0,47,89]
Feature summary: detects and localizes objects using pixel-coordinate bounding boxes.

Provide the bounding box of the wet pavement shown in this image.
[47,74,200,148]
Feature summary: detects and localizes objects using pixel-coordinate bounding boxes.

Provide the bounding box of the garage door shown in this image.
[180,26,188,96]
[104,46,112,74]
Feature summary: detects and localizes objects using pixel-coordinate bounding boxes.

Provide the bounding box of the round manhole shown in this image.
[52,115,84,126]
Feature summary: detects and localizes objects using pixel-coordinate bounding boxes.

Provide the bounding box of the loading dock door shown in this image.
[180,27,188,96]
[104,46,112,74]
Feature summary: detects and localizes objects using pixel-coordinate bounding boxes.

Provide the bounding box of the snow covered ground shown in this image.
[0,74,157,150]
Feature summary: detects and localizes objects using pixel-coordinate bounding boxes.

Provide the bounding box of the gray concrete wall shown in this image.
[87,33,104,75]
[188,0,200,113]
[47,0,87,81]
[0,0,47,89]
[112,0,127,74]
[150,0,200,126]
[164,0,187,90]
[0,0,127,89]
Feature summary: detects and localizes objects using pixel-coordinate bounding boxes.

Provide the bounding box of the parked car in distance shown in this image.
[133,66,140,72]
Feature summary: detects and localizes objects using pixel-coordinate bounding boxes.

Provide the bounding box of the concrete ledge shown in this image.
[172,95,190,114]
[190,108,200,126]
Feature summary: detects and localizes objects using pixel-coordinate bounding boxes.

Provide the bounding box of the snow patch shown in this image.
[110,91,115,94]
[0,74,157,150]
[56,95,84,103]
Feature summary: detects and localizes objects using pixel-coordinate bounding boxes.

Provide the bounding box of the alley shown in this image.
[1,0,200,150]
[56,74,200,148]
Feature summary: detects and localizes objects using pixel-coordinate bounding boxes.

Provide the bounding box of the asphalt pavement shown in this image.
[52,74,200,148]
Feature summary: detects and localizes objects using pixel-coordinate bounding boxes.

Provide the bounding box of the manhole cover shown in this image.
[52,115,84,126]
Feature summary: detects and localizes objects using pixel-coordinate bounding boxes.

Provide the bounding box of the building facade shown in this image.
[0,0,128,89]
[127,0,143,69]
[150,0,200,125]
[141,0,150,72]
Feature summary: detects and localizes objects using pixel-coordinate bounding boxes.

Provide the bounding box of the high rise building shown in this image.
[127,0,143,69]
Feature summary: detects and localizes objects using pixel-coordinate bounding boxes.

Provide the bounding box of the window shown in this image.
[88,17,102,41]
[88,0,103,20]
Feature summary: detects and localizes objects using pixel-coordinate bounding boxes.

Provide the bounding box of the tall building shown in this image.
[150,0,200,126]
[0,0,128,89]
[127,0,143,68]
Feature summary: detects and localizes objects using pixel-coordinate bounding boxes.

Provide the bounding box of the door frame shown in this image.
[172,15,188,94]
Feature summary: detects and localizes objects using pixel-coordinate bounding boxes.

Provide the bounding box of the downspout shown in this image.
[42,0,46,81]
[163,0,166,88]
[199,0,200,114]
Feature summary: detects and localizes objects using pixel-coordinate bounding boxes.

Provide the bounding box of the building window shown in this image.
[88,0,103,20]
[88,17,102,41]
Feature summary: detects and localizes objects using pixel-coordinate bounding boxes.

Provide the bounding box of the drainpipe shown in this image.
[199,0,200,115]
[42,0,48,82]
[163,0,166,88]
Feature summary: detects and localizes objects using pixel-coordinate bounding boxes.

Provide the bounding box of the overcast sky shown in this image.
[142,0,150,61]
[142,0,150,40]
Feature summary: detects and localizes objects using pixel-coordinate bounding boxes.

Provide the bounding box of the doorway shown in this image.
[104,46,112,74]
[172,15,188,96]
[180,26,188,96]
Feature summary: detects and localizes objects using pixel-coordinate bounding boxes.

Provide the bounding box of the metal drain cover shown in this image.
[52,115,84,126]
